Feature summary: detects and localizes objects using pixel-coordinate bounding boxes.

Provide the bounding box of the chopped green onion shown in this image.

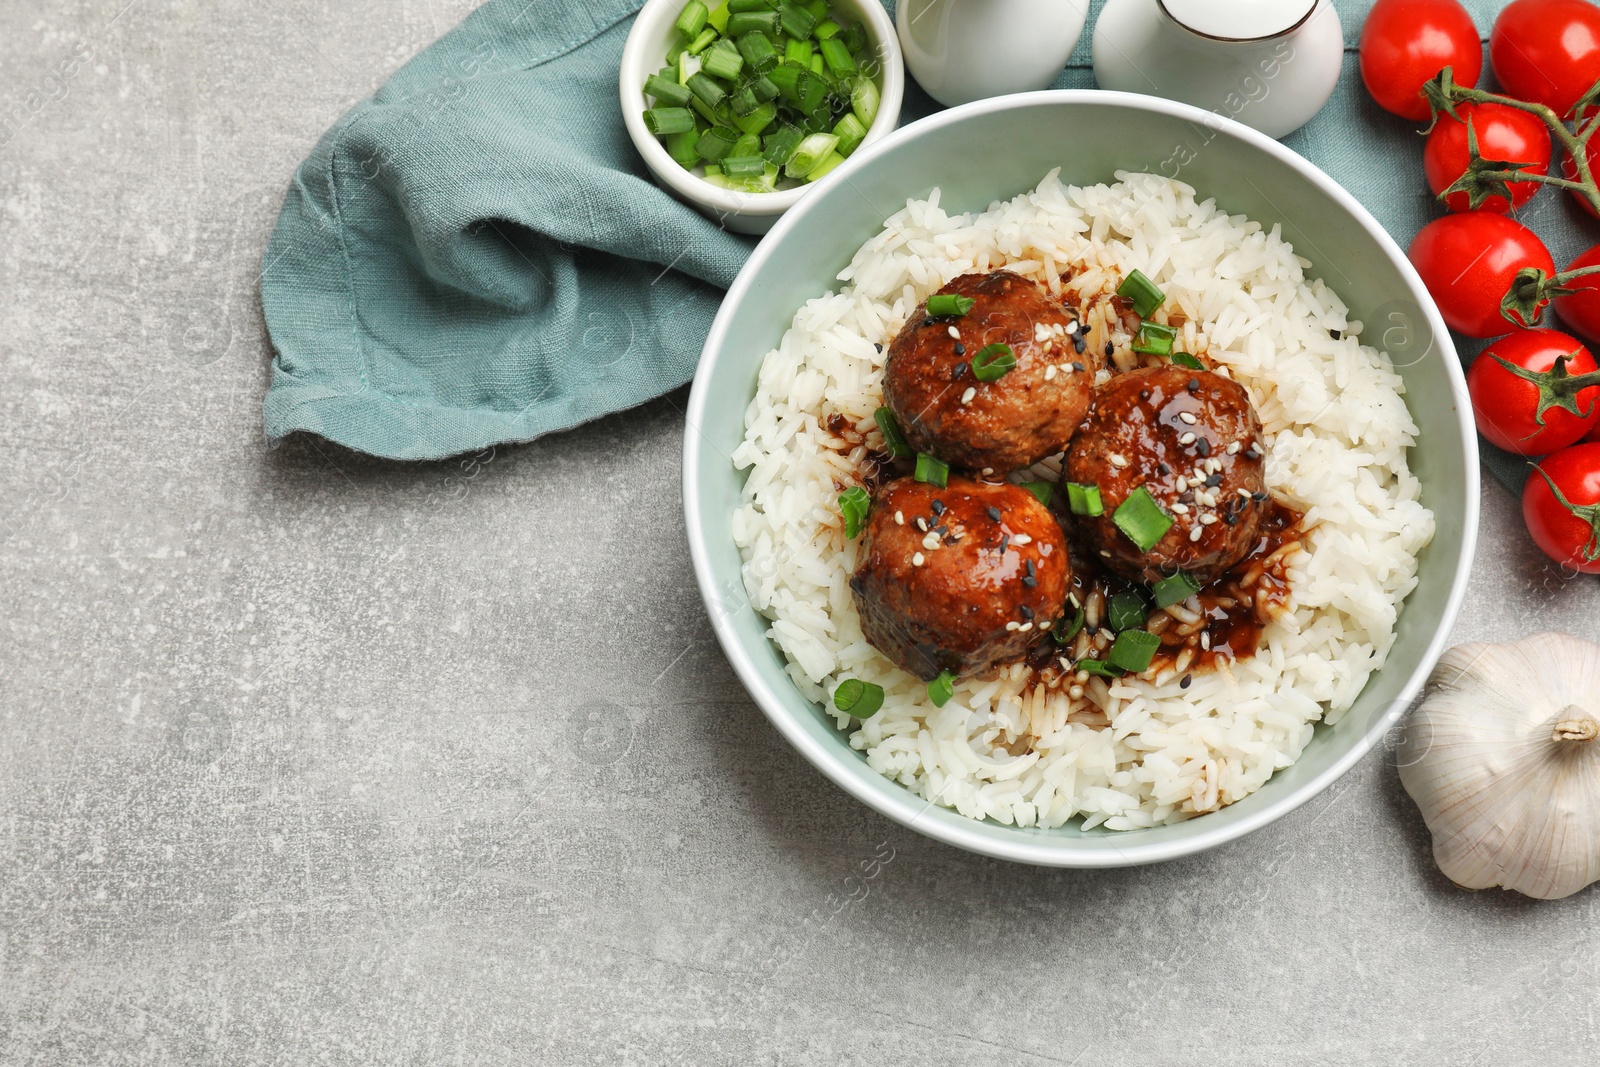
[729,131,761,158]
[1133,321,1177,357]
[1065,482,1103,517]
[833,678,884,718]
[664,128,701,167]
[687,25,720,55]
[1108,590,1147,632]
[925,293,976,318]
[730,85,762,116]
[686,72,727,107]
[807,52,828,79]
[850,76,879,126]
[1117,269,1165,318]
[914,453,948,488]
[732,101,778,135]
[1171,351,1204,370]
[840,20,867,52]
[676,0,709,39]
[678,50,701,84]
[707,1,731,33]
[814,17,840,38]
[971,343,1016,382]
[1021,481,1053,506]
[873,406,912,458]
[693,126,739,161]
[832,112,867,156]
[1107,629,1161,673]
[644,107,697,135]
[645,73,693,107]
[784,131,838,177]
[765,62,803,97]
[778,2,818,39]
[1151,570,1201,609]
[728,0,776,11]
[1053,601,1086,644]
[818,36,857,75]
[722,153,766,176]
[727,10,780,35]
[1113,486,1174,553]
[838,485,870,537]
[1075,658,1123,679]
[702,40,745,80]
[736,31,779,73]
[803,0,828,17]
[784,36,814,65]
[805,150,845,181]
[762,123,804,166]
[688,95,718,124]
[927,670,956,707]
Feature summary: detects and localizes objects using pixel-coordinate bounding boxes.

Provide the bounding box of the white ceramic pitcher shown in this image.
[897,0,1091,107]
[1092,0,1344,138]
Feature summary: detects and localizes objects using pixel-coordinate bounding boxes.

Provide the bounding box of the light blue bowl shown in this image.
[683,91,1478,866]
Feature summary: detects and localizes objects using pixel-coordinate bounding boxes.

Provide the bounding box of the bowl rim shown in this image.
[619,0,906,219]
[683,89,1480,866]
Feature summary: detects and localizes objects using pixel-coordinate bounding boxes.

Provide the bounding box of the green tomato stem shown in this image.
[1531,462,1600,563]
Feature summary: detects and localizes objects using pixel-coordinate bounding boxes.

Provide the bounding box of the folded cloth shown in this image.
[260,0,753,461]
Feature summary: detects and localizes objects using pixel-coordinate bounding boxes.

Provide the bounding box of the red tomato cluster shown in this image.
[1361,0,1600,571]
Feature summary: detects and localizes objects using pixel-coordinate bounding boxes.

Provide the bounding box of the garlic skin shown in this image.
[1398,632,1600,900]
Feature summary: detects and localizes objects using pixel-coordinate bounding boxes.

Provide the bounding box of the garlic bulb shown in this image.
[1398,632,1600,900]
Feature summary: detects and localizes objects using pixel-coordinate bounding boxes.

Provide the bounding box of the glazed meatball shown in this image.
[850,475,1070,681]
[1064,365,1268,585]
[883,270,1097,474]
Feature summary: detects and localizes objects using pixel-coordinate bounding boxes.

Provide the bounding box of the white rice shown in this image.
[730,170,1435,830]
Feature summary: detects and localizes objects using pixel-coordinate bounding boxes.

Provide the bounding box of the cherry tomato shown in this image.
[1408,213,1555,337]
[1555,244,1600,349]
[1360,0,1482,121]
[1423,103,1552,212]
[1523,442,1600,572]
[1468,329,1600,454]
[1491,0,1600,118]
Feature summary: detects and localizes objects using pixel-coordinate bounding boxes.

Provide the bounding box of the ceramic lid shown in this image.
[1160,0,1318,41]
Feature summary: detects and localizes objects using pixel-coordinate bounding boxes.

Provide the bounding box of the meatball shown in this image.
[1064,365,1268,585]
[850,475,1070,681]
[883,270,1097,474]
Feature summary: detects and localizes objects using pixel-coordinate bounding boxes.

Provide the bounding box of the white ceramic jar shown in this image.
[1091,0,1344,138]
[897,0,1090,107]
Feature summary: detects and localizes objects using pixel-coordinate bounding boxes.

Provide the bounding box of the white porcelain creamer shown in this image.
[897,0,1091,107]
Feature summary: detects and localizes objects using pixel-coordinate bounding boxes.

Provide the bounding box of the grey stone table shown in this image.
[3,2,1598,1064]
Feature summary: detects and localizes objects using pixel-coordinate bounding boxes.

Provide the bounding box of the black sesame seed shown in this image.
[1179,490,1195,504]
[1195,438,1211,457]
[1139,389,1151,401]
[1224,513,1238,525]
[922,318,934,327]
[1104,341,1114,358]
[1180,674,1192,689]
[1329,328,1342,340]
[1072,361,1085,372]
[1025,559,1036,578]
[986,506,1001,522]
[1251,491,1268,502]
[953,361,968,376]
[1187,377,1200,392]
[1205,473,1222,487]
[1073,334,1087,354]
[1244,447,1260,460]
[933,524,948,536]
[1019,606,1035,620]
[1157,462,1170,476]
[1000,534,1011,551]
[1022,575,1038,588]
[874,342,884,353]
[931,500,946,515]
[953,343,966,356]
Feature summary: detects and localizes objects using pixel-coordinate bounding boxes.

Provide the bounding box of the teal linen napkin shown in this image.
[262,0,1580,488]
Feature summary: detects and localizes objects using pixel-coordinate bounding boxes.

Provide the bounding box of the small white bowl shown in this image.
[620,0,905,235]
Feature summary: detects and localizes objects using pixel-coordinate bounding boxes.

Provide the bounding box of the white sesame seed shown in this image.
[1200,514,1218,525]
[1065,321,1078,335]
[1178,411,1197,425]
[961,386,977,405]
[1226,441,1241,455]
[1011,533,1033,546]
[1109,452,1129,468]
[1201,631,1212,651]
[1005,621,1020,631]
[1098,628,1115,643]
[1045,365,1058,381]
[1205,458,1221,473]
[1174,476,1187,490]
[1189,526,1203,542]
[1059,657,1073,672]
[895,510,905,525]
[1062,362,1075,374]
[1034,323,1051,341]
[1018,622,1034,633]
[1170,502,1189,515]
[917,517,928,531]
[1179,432,1196,445]
[912,552,925,566]
[982,467,994,476]
[922,532,941,550]
[948,325,960,339]
[1068,684,1085,699]
[1099,550,1112,558]
[1237,487,1253,498]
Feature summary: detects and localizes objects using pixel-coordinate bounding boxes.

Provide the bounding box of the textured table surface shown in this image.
[4,1,1599,1064]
